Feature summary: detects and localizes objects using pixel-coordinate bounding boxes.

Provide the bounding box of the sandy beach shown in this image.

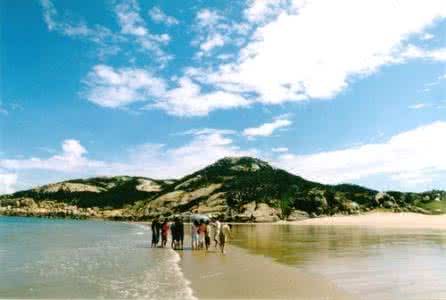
[179,242,353,300]
[292,212,446,229]
[138,212,446,299]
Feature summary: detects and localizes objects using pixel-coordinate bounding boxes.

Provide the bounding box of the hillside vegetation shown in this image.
[1,157,445,221]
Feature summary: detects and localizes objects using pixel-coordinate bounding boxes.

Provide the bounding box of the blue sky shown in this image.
[0,0,445,194]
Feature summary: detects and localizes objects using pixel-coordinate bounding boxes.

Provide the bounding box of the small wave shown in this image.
[167,249,197,300]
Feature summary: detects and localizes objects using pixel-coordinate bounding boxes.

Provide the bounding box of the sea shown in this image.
[0,216,195,299]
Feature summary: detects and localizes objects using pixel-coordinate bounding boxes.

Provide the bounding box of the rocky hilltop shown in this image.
[1,157,445,221]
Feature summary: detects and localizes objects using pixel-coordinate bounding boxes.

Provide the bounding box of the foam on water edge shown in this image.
[130,223,197,300]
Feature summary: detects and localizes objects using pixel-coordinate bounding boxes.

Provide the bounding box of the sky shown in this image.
[0,0,445,194]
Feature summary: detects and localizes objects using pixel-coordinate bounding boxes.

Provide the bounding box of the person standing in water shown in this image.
[210,217,220,249]
[198,220,206,250]
[151,217,161,248]
[204,220,211,251]
[218,221,232,254]
[170,219,178,249]
[177,217,184,250]
[161,219,169,248]
[191,220,199,250]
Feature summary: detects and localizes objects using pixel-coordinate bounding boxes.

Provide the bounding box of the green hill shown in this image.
[1,157,445,221]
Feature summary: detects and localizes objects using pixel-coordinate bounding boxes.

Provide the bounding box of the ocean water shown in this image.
[230,224,446,300]
[0,216,195,299]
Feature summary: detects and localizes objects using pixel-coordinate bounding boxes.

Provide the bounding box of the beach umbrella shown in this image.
[190,214,210,223]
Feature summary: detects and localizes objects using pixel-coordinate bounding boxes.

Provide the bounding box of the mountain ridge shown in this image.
[1,156,445,221]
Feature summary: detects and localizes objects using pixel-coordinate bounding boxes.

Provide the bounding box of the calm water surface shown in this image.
[231,224,446,300]
[0,216,194,299]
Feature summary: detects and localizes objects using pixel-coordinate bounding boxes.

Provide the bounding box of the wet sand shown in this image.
[292,212,446,229]
[178,240,353,300]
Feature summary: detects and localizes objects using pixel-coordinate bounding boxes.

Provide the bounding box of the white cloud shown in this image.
[114,0,171,61]
[149,7,179,26]
[244,0,295,23]
[151,77,251,117]
[200,33,225,52]
[401,45,446,61]
[205,0,446,105]
[0,140,104,172]
[409,103,429,109]
[243,116,292,137]
[83,65,166,108]
[272,147,288,153]
[193,9,236,55]
[115,0,148,36]
[0,172,17,194]
[274,121,446,187]
[39,0,121,58]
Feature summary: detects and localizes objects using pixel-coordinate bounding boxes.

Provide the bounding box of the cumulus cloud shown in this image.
[151,77,251,116]
[243,116,292,138]
[149,7,179,26]
[274,121,446,187]
[205,0,446,104]
[83,65,166,108]
[0,140,103,172]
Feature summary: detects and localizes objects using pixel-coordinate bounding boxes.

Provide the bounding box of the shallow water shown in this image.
[230,224,446,300]
[0,216,194,299]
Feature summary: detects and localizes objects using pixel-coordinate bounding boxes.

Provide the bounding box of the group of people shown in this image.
[151,216,184,250]
[150,216,232,254]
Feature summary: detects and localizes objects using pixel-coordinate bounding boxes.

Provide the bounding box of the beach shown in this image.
[179,241,352,300]
[291,212,446,229]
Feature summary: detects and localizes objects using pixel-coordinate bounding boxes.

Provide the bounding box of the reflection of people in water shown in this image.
[151,217,161,248]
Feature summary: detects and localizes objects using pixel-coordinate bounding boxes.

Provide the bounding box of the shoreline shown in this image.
[289,212,446,229]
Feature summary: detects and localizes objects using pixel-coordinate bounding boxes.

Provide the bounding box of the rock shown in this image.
[252,203,280,222]
[375,192,395,206]
[383,200,397,209]
[135,179,162,192]
[286,210,309,221]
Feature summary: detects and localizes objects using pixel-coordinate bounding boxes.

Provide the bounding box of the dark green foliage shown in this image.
[5,177,169,208]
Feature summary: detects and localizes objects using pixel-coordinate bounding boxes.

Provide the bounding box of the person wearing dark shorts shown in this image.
[177,217,184,250]
[170,221,177,249]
